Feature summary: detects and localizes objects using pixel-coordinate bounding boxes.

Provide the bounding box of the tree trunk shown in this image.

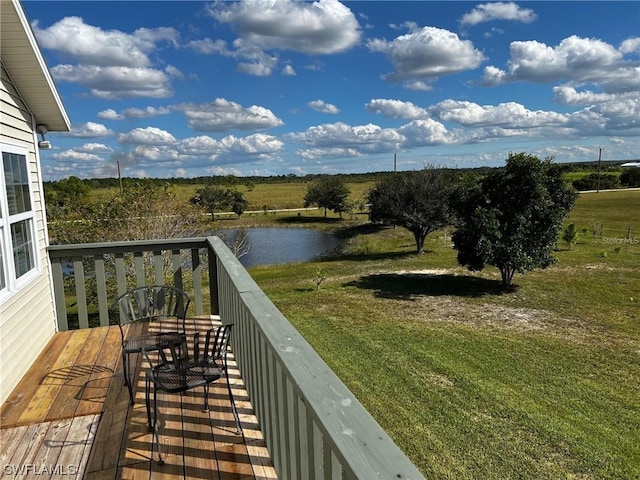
[500,266,515,287]
[413,229,427,253]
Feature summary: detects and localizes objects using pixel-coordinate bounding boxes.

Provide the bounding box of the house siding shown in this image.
[0,62,57,405]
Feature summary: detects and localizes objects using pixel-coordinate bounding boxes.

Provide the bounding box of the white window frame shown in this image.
[0,142,40,299]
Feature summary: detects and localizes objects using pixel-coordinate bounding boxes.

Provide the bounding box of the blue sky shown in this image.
[23,1,640,180]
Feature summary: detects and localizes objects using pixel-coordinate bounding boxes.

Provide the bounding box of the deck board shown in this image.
[1,322,277,480]
[16,329,91,426]
[45,327,108,422]
[0,331,72,427]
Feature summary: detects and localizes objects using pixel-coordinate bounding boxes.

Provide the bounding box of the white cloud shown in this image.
[33,16,177,99]
[367,26,485,83]
[201,0,360,76]
[290,122,404,159]
[97,109,123,120]
[174,98,284,132]
[217,133,285,161]
[51,64,173,99]
[206,166,244,176]
[484,27,505,39]
[567,99,640,136]
[132,145,185,162]
[423,96,640,139]
[164,65,184,79]
[187,38,228,55]
[33,17,173,67]
[133,26,179,47]
[99,106,171,120]
[282,64,297,76]
[128,106,172,119]
[75,143,113,154]
[431,100,566,128]
[620,37,640,55]
[366,99,429,119]
[403,80,432,91]
[459,2,537,26]
[483,36,640,94]
[308,100,340,114]
[236,55,279,76]
[553,86,618,105]
[51,150,104,162]
[397,119,456,147]
[118,127,177,145]
[297,147,361,160]
[187,36,281,76]
[207,0,361,55]
[131,132,284,165]
[67,122,114,138]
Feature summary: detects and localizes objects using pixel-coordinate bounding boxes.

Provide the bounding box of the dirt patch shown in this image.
[394,268,454,276]
[428,372,455,388]
[362,269,627,347]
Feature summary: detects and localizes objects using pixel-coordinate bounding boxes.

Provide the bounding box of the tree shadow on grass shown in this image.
[334,223,387,239]
[323,250,417,263]
[344,272,511,300]
[275,215,343,226]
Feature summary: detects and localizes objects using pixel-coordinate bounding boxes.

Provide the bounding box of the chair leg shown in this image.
[152,387,164,465]
[123,352,135,406]
[145,377,153,431]
[203,384,210,412]
[225,369,242,435]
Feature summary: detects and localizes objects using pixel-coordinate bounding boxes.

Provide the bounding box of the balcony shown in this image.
[1,237,424,479]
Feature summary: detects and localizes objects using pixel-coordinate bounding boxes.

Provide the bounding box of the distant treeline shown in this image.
[44,159,637,191]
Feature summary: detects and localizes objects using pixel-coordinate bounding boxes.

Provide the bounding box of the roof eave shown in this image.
[1,0,71,132]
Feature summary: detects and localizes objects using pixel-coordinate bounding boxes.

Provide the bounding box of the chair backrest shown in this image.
[146,325,233,370]
[155,334,189,366]
[115,285,190,326]
[195,324,233,367]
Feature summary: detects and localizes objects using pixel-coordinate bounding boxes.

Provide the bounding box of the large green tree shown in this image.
[190,185,248,220]
[368,167,456,253]
[451,153,577,287]
[44,176,91,208]
[304,176,350,218]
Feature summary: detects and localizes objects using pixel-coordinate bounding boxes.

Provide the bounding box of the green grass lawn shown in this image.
[247,190,640,479]
[88,180,375,211]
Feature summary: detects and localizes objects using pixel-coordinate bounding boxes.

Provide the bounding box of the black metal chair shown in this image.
[114,285,191,405]
[143,324,241,465]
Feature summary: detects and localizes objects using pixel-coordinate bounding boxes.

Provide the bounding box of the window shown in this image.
[1,145,38,295]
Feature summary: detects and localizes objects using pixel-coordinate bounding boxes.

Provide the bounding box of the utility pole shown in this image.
[117,160,123,193]
[597,147,602,193]
[393,151,397,173]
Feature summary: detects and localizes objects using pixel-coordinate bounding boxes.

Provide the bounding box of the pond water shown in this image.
[215,227,342,268]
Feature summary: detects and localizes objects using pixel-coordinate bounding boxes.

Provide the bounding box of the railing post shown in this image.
[73,258,88,329]
[208,241,219,315]
[50,257,68,331]
[153,250,163,285]
[172,249,183,292]
[191,248,203,316]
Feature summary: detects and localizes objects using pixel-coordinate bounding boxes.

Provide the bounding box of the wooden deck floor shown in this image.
[0,319,276,479]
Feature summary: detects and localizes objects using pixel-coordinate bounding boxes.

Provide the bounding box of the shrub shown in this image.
[620,167,640,187]
[572,173,620,191]
[562,223,579,250]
